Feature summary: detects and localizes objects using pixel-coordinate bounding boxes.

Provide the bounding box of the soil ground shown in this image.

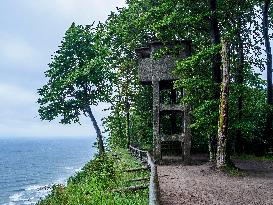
[158,155,273,205]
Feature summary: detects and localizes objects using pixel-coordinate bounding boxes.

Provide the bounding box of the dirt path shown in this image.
[158,157,273,205]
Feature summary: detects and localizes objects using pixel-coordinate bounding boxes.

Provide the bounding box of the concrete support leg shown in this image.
[184,105,191,164]
[153,81,161,162]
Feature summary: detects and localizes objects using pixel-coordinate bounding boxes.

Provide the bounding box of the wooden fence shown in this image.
[129,145,160,205]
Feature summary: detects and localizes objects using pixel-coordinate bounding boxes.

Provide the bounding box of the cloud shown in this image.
[23,0,126,24]
[0,105,108,138]
[0,83,37,106]
[0,33,42,68]
[0,118,95,138]
[0,82,110,138]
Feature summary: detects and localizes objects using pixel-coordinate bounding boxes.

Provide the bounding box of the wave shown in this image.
[1,137,93,205]
[7,184,51,205]
[3,203,16,205]
[75,168,81,172]
[6,167,83,205]
[9,193,23,202]
[25,184,51,192]
[65,166,74,170]
[65,166,82,172]
[6,166,84,204]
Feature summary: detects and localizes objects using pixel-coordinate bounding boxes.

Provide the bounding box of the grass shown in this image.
[37,148,149,205]
[233,153,273,161]
[223,164,245,177]
[225,153,273,176]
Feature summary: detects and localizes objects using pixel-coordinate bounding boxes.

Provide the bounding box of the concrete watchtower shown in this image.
[136,40,192,163]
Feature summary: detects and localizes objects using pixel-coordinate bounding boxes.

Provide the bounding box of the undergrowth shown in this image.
[37,148,149,205]
[224,165,245,177]
[233,154,273,161]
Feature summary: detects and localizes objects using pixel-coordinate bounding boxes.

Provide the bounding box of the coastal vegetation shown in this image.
[37,149,149,205]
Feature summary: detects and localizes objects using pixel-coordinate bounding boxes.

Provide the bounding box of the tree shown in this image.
[208,0,222,161]
[37,23,113,156]
[263,0,273,146]
[102,3,154,149]
[170,0,267,158]
[216,40,230,168]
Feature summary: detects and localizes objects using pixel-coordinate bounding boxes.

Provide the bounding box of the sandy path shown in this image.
[158,158,273,205]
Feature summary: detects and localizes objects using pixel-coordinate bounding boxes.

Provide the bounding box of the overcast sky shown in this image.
[0,0,126,138]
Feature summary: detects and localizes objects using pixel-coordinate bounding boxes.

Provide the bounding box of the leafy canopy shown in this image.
[38,23,114,124]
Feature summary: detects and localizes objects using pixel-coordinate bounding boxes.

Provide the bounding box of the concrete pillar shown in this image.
[153,80,161,161]
[184,105,191,164]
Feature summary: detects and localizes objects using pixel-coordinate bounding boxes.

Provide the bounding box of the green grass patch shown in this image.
[233,154,273,161]
[37,148,149,205]
[223,165,245,177]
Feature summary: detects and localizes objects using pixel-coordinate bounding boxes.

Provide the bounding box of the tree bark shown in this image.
[210,0,222,85]
[126,100,130,149]
[263,0,273,144]
[125,66,131,149]
[86,105,105,156]
[208,134,217,161]
[216,40,230,169]
[209,0,222,161]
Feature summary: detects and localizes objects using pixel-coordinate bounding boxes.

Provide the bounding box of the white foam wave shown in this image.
[2,203,15,205]
[25,184,51,192]
[9,193,23,202]
[75,168,81,172]
[25,185,42,191]
[65,166,74,170]
[65,166,82,173]
[23,201,33,205]
[7,165,83,204]
[54,177,67,185]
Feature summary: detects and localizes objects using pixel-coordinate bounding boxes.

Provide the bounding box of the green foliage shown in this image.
[68,155,117,189]
[104,84,153,150]
[224,165,246,177]
[37,23,114,124]
[102,0,271,154]
[233,153,273,161]
[39,0,272,167]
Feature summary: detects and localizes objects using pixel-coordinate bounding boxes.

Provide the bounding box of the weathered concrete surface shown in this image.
[136,41,192,163]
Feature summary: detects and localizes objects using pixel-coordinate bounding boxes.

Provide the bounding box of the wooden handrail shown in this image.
[147,152,160,205]
[128,145,160,205]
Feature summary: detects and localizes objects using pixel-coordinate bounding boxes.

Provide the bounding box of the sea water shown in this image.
[0,137,95,205]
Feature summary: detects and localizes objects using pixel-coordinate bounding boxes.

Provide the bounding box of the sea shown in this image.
[0,137,95,205]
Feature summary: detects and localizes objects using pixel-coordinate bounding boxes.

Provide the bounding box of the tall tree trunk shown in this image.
[235,20,245,154]
[216,40,230,168]
[126,100,130,149]
[210,0,222,84]
[117,85,126,146]
[263,0,273,145]
[209,0,222,161]
[86,105,105,156]
[125,66,131,149]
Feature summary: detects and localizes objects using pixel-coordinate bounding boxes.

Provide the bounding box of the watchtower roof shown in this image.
[136,40,191,84]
